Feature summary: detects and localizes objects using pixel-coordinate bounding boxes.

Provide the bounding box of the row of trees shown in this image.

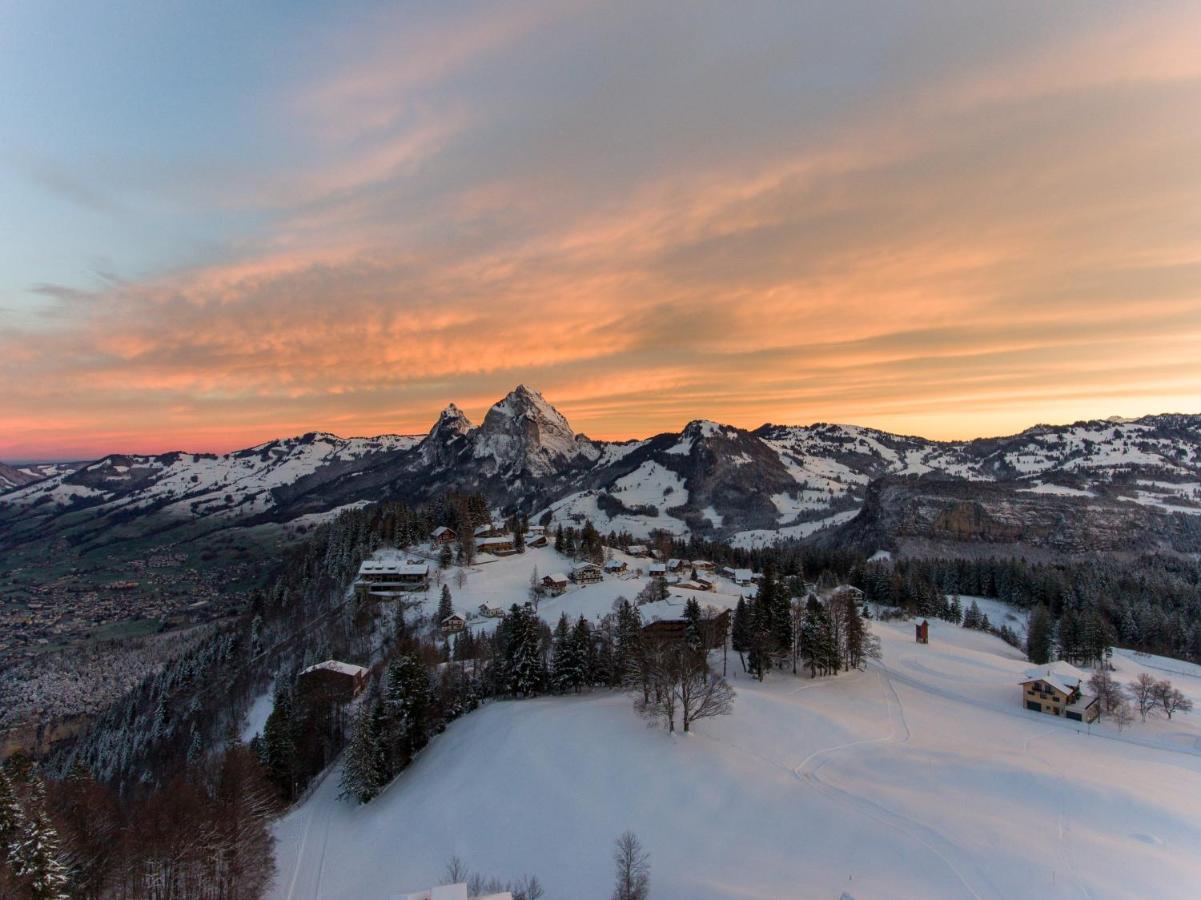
[731,569,881,680]
[1085,671,1194,731]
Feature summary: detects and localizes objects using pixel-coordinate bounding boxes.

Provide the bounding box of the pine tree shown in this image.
[683,598,704,652]
[10,776,70,900]
[841,593,865,670]
[615,599,643,686]
[262,683,300,801]
[341,700,386,804]
[507,605,546,697]
[1027,605,1054,665]
[731,597,752,672]
[437,585,455,624]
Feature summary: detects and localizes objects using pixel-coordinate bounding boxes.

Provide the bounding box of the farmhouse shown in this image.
[571,563,604,584]
[641,609,731,649]
[478,603,505,618]
[666,558,684,573]
[648,562,667,578]
[430,525,456,545]
[1020,664,1099,722]
[723,567,754,586]
[525,533,548,549]
[542,573,569,595]
[298,660,369,703]
[441,613,468,635]
[626,544,649,557]
[354,553,430,599]
[604,558,627,574]
[477,535,518,556]
[676,578,715,592]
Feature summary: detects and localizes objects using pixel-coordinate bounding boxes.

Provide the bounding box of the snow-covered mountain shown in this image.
[3,387,1200,555]
[0,460,82,491]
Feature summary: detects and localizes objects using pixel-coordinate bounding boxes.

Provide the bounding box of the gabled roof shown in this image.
[301,659,367,678]
[544,572,569,583]
[1021,664,1085,696]
[431,525,453,536]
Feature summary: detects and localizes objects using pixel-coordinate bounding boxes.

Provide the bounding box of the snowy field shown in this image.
[269,551,1201,899]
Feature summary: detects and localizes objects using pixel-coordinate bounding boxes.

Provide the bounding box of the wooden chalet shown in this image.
[477,535,518,556]
[1020,664,1099,722]
[431,525,456,545]
[641,609,731,650]
[478,603,505,618]
[542,573,569,595]
[525,533,548,549]
[440,613,468,635]
[604,558,627,574]
[648,562,667,578]
[298,659,369,703]
[626,544,649,557]
[571,563,603,584]
[474,522,507,539]
[690,560,717,573]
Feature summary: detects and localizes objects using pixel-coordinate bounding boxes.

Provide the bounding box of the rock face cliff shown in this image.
[819,474,1201,560]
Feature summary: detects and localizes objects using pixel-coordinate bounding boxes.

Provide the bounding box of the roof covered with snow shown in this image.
[301,660,368,678]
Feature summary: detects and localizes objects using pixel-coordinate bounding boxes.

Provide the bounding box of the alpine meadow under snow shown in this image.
[261,546,1201,900]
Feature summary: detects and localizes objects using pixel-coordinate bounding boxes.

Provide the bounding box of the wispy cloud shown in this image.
[2,2,1199,458]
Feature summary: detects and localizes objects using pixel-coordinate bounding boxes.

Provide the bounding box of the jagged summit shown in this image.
[475,385,594,477]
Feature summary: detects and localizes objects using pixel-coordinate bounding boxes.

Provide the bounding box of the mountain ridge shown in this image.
[3,388,1200,556]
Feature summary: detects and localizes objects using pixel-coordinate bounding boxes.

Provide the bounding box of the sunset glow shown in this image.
[2,2,1200,459]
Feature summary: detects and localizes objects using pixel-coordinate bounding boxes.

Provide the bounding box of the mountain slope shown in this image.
[3,387,1200,557]
[270,610,1201,899]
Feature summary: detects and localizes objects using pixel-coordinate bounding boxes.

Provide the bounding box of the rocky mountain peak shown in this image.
[475,385,587,477]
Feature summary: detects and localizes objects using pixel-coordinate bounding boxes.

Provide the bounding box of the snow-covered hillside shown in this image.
[270,555,1201,899]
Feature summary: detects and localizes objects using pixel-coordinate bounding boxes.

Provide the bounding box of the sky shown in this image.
[2,1,1200,459]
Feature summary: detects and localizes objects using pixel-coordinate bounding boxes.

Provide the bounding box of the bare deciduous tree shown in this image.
[1129,673,1158,721]
[1112,700,1134,732]
[1152,679,1193,720]
[1087,668,1125,720]
[612,830,650,900]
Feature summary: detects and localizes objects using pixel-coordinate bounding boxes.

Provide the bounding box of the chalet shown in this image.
[648,562,667,578]
[641,609,731,650]
[440,613,468,635]
[477,535,518,556]
[666,558,685,573]
[676,578,715,592]
[915,619,929,644]
[1020,664,1099,722]
[626,544,649,557]
[542,573,569,595]
[478,603,505,618]
[431,525,456,545]
[298,660,368,703]
[691,559,717,573]
[525,533,548,549]
[727,567,754,586]
[474,522,507,539]
[572,563,604,584]
[354,553,430,599]
[832,585,865,601]
[604,558,627,574]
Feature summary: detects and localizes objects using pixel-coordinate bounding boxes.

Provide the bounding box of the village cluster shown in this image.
[298,519,1161,731]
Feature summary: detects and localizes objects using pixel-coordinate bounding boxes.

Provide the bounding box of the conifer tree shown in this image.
[438,585,455,624]
[1026,604,1054,665]
[10,776,70,900]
